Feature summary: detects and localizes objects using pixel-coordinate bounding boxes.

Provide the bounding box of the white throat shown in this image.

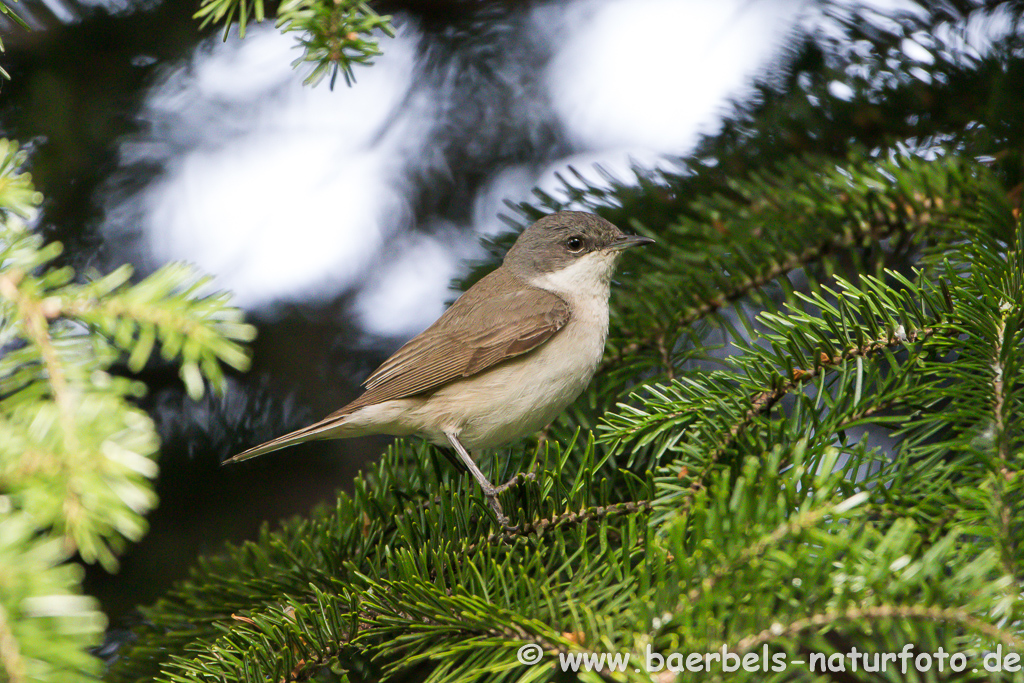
[527,250,618,305]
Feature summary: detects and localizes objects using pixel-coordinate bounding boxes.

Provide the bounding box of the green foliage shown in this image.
[0,139,255,683]
[0,0,28,79]
[111,4,1024,683]
[194,0,394,86]
[110,152,1024,680]
[276,0,395,87]
[111,132,1024,679]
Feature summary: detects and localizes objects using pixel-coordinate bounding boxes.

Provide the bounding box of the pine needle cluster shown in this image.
[193,0,394,87]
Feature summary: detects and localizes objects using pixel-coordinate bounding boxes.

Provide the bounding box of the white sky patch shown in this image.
[473,166,542,237]
[543,0,805,155]
[353,223,481,338]
[901,35,935,64]
[110,22,427,311]
[145,142,406,308]
[34,0,79,23]
[827,80,855,100]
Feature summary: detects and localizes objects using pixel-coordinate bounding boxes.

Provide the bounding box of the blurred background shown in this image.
[0,0,1019,639]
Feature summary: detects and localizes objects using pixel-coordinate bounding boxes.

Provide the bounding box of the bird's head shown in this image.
[503,211,653,295]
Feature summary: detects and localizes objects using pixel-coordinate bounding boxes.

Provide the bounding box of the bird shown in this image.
[227,211,653,526]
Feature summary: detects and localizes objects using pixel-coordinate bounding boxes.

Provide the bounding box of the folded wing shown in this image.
[224,269,570,463]
[348,268,570,410]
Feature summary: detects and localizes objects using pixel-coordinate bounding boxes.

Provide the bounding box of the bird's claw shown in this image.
[482,471,536,529]
[494,471,536,495]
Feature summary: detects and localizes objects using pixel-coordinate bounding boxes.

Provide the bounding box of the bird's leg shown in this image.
[436,446,469,474]
[444,431,509,528]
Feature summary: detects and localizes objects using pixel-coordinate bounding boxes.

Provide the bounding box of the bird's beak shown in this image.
[607,234,655,251]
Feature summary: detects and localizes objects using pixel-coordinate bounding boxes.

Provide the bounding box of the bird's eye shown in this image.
[566,236,585,253]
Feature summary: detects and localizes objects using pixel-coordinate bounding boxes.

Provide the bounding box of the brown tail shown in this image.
[224,410,354,464]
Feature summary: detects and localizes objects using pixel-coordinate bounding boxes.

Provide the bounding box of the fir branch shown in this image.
[605,216,909,371]
[685,492,868,605]
[63,264,255,398]
[713,325,938,463]
[389,471,538,533]
[227,609,341,683]
[833,395,900,431]
[602,152,977,378]
[0,140,255,683]
[476,499,652,550]
[276,0,395,87]
[606,321,938,482]
[0,269,77,451]
[192,0,395,86]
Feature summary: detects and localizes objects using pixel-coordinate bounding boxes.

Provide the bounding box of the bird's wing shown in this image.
[224,269,569,464]
[350,268,570,409]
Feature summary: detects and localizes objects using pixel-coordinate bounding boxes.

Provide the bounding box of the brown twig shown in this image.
[989,311,1017,578]
[473,499,653,551]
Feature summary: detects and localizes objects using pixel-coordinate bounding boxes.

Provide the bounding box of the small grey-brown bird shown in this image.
[227,211,652,524]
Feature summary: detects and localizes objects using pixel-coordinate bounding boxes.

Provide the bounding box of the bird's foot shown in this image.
[479,485,510,528]
[442,433,533,532]
[494,470,536,495]
[482,472,536,531]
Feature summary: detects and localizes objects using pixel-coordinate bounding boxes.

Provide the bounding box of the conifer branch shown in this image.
[603,158,961,375]
[0,269,76,448]
[685,498,849,605]
[606,221,898,370]
[833,397,899,431]
[709,326,938,465]
[0,139,256,681]
[0,270,94,550]
[479,500,652,549]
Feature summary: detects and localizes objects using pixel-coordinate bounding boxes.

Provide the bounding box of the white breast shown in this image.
[341,251,619,451]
